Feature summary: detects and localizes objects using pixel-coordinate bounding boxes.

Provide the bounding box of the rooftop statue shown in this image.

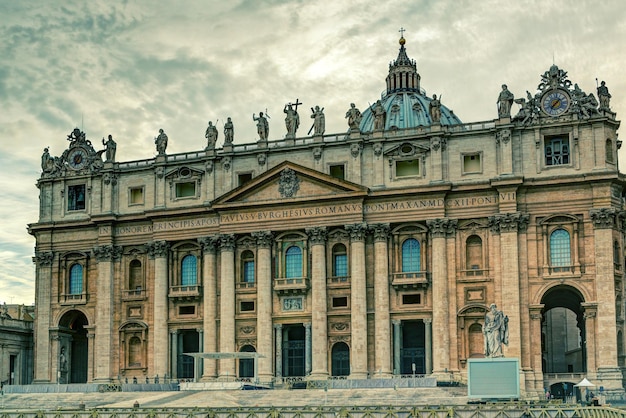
[484,303,509,357]
[371,100,386,131]
[429,94,442,123]
[284,101,301,139]
[224,117,234,145]
[205,121,218,150]
[253,112,269,141]
[309,106,325,135]
[597,80,611,111]
[497,84,514,118]
[345,103,362,132]
[102,134,117,162]
[155,129,168,155]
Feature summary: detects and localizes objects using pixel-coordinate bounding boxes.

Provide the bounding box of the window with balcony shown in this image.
[181,255,197,286]
[402,238,421,272]
[550,229,571,271]
[285,246,303,278]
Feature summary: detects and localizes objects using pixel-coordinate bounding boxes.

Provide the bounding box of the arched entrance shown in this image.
[239,345,256,378]
[331,342,350,377]
[58,310,89,383]
[541,285,586,375]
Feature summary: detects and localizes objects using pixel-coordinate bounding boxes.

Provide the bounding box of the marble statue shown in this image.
[371,100,386,130]
[345,103,362,131]
[484,303,509,357]
[497,84,514,118]
[59,346,67,371]
[224,117,234,144]
[284,103,300,138]
[429,94,442,123]
[310,106,325,135]
[597,81,611,111]
[253,112,269,141]
[102,134,117,162]
[155,129,168,155]
[41,147,54,172]
[205,121,218,149]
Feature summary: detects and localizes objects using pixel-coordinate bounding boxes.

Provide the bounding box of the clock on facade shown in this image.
[541,89,571,116]
[67,147,89,170]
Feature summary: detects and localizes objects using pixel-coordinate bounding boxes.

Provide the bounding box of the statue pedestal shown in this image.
[467,357,520,400]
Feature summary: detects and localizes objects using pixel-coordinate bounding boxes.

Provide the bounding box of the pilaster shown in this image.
[252,230,274,381]
[345,223,368,378]
[92,244,122,381]
[306,226,329,379]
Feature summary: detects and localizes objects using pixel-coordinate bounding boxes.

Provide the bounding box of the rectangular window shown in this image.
[175,182,196,198]
[240,301,255,312]
[332,296,348,308]
[396,159,420,177]
[179,305,195,315]
[238,173,253,186]
[402,294,421,305]
[329,164,345,180]
[67,184,86,211]
[129,187,144,205]
[545,135,570,166]
[463,153,482,173]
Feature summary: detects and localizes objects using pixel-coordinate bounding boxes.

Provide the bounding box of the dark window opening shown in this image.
[241,301,255,312]
[402,294,421,305]
[330,164,345,180]
[332,296,348,308]
[68,184,86,211]
[179,305,195,315]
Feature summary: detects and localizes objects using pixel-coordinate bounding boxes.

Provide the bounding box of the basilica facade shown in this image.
[29,37,625,398]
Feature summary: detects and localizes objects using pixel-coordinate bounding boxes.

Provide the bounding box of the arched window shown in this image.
[69,264,83,294]
[285,246,302,278]
[550,229,571,267]
[128,336,142,367]
[332,243,348,277]
[468,323,484,358]
[466,235,483,271]
[181,255,197,286]
[129,259,142,290]
[402,238,421,272]
[242,250,255,283]
[331,342,350,376]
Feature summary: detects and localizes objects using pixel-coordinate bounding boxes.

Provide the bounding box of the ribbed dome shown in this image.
[359,36,463,132]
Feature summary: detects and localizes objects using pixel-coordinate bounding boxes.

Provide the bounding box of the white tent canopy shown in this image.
[574,378,595,387]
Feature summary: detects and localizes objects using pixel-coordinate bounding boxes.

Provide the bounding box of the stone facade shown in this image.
[29,37,625,399]
[0,304,34,386]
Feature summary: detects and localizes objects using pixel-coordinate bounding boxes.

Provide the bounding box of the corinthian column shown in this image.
[488,212,529,360]
[306,226,328,378]
[147,240,169,377]
[426,218,457,375]
[219,234,236,377]
[370,223,391,377]
[33,251,54,383]
[198,235,219,380]
[92,244,122,382]
[252,230,274,381]
[346,222,368,378]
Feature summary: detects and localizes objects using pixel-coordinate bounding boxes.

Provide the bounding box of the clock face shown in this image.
[68,147,88,170]
[541,89,571,116]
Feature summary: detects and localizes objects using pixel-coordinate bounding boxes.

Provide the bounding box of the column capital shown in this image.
[423,318,432,325]
[252,230,274,248]
[198,235,220,253]
[306,227,327,245]
[369,223,390,242]
[345,222,368,241]
[274,323,283,331]
[426,218,458,238]
[146,240,169,258]
[93,244,122,262]
[303,322,312,330]
[529,304,544,321]
[34,251,54,266]
[219,234,236,251]
[590,207,618,229]
[581,302,598,319]
[488,212,529,234]
[392,319,401,326]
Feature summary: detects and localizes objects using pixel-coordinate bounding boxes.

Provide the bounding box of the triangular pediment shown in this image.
[212,161,369,209]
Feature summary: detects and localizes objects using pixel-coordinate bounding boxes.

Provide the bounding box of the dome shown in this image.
[359,36,463,132]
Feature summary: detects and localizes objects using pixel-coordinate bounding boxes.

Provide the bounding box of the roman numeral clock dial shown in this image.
[541,89,571,116]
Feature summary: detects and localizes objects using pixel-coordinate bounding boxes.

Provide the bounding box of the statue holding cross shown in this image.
[284,99,301,139]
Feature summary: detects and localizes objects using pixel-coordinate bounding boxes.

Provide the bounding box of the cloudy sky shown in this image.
[1,1,625,305]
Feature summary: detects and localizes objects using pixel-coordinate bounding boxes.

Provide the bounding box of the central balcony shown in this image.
[391,271,430,290]
[274,277,310,295]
